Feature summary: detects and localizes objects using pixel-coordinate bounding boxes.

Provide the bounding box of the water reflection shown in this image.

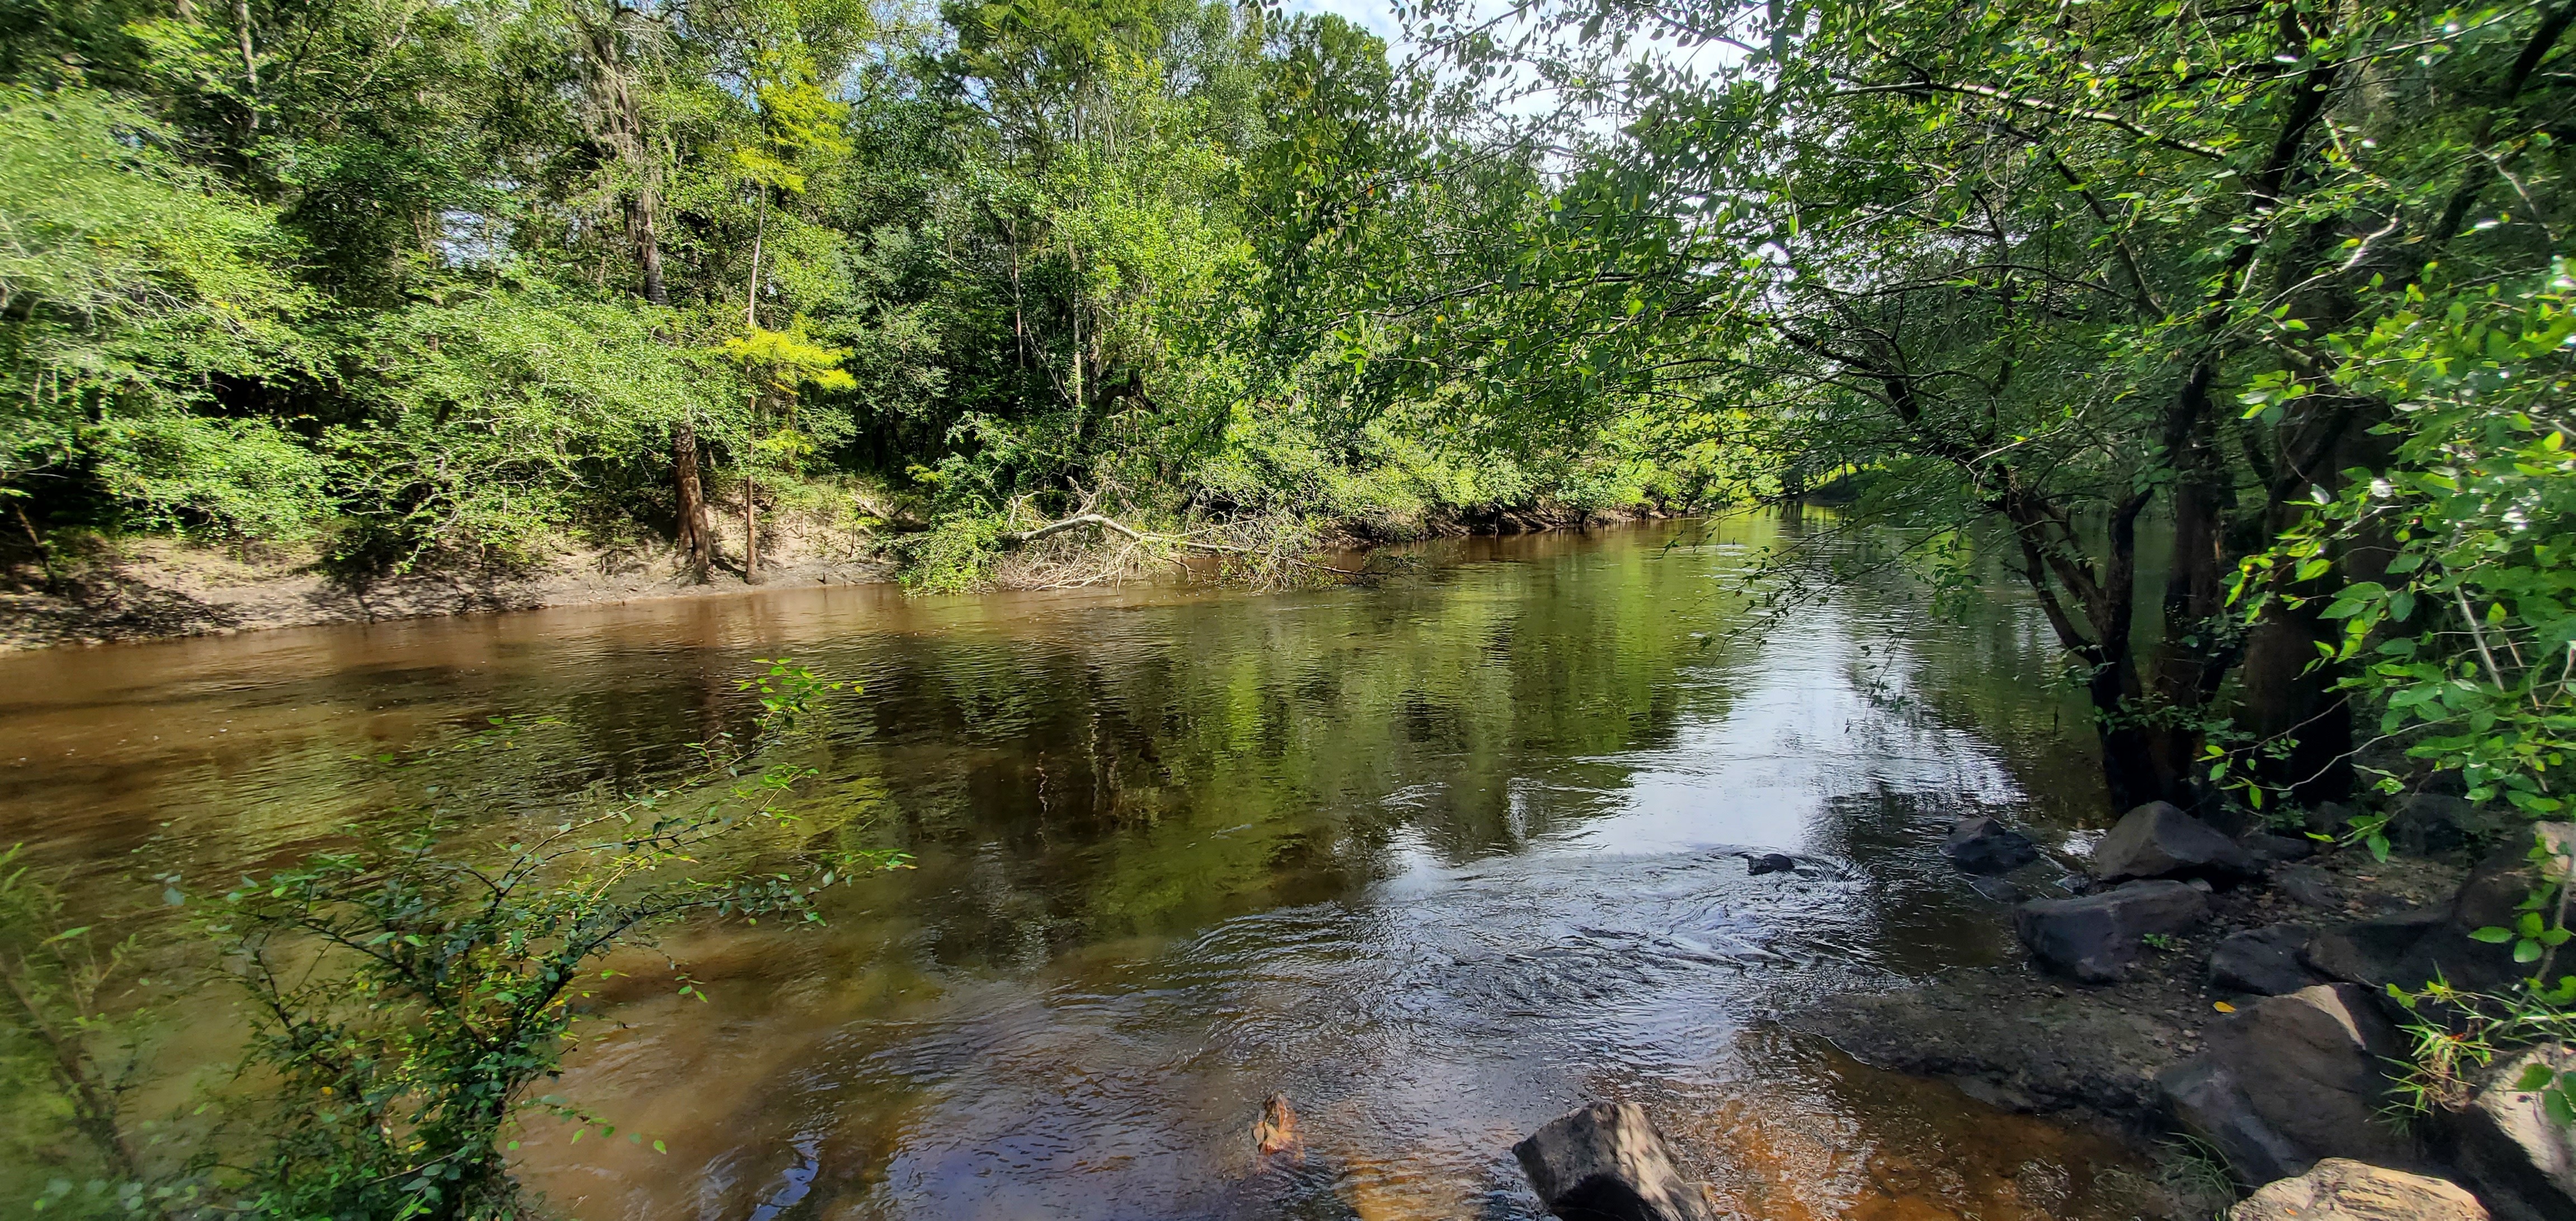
[0,515,2156,1220]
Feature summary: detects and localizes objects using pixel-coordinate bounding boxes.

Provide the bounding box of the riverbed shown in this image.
[0,515,2174,1219]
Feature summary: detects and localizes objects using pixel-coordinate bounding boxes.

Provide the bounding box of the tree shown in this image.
[1367,0,2576,813]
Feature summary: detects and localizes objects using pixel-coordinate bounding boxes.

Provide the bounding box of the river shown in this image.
[0,514,2172,1220]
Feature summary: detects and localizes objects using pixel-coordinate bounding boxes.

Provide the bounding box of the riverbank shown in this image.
[0,502,1682,650]
[1790,799,2573,1220]
[0,522,893,651]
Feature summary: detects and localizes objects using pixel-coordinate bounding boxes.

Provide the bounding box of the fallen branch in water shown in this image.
[995,511,1363,585]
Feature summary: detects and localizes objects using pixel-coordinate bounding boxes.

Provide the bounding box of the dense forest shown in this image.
[0,0,1719,598]
[7,0,2576,1211]
[0,0,2569,831]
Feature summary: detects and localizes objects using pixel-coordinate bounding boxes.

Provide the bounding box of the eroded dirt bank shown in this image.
[1,524,889,651]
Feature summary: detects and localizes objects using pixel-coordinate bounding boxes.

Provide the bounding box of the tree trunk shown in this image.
[742,474,760,584]
[672,422,711,581]
[2141,400,2237,822]
[631,192,666,307]
[2235,394,2390,804]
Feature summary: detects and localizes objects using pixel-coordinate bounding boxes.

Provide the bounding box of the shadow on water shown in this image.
[0,514,2167,1220]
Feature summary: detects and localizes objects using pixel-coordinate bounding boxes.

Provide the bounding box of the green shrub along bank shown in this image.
[2,661,906,1219]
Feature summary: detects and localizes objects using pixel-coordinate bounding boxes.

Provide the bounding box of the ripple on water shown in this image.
[0,518,2151,1220]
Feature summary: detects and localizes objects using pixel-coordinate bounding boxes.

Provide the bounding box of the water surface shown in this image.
[0,515,2165,1220]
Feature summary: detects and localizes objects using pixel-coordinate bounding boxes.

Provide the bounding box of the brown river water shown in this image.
[0,515,2171,1220]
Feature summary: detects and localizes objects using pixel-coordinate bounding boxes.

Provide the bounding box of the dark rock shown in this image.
[1513,1102,1717,1221]
[2210,924,2322,996]
[1941,816,2041,874]
[2451,823,2575,933]
[2302,907,2521,995]
[2229,1158,2488,1221]
[2276,865,2343,910]
[2307,802,2359,836]
[1745,853,1796,876]
[1789,962,2196,1121]
[2014,881,2211,984]
[1969,875,2026,904]
[2389,793,2512,856]
[2091,801,2261,884]
[2157,984,2414,1186]
[2242,831,2318,865]
[2450,1044,2576,1221]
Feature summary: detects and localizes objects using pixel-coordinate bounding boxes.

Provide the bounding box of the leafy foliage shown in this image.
[206,660,899,1219]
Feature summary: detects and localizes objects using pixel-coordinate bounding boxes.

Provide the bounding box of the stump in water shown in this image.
[1514,1102,1717,1221]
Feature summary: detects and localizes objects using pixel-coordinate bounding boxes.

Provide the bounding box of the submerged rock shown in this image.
[1513,1102,1716,1221]
[1744,853,1796,876]
[2229,1158,2487,1221]
[2090,801,2260,885]
[1254,1092,1303,1166]
[2014,881,2210,984]
[1789,963,2198,1121]
[2451,1044,2576,1221]
[1940,816,2040,874]
[2208,924,2322,997]
[1968,875,2026,904]
[2156,984,2413,1186]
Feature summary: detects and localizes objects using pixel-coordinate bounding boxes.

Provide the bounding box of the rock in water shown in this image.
[1968,875,2026,904]
[1744,853,1796,876]
[2230,1158,2487,1221]
[1513,1102,1717,1221]
[2208,924,2321,996]
[2158,985,2413,1186]
[2013,881,2210,983]
[1253,1092,1303,1166]
[2089,801,2260,884]
[2451,1044,2576,1221]
[1940,816,2040,874]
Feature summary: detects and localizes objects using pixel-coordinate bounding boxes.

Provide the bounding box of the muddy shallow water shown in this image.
[0,515,2168,1219]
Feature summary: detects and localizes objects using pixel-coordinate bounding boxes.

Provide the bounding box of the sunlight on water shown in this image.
[0,514,2166,1220]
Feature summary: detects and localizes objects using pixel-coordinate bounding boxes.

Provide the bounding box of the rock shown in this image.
[2276,864,2343,909]
[2090,801,2261,884]
[2450,1044,2576,1221]
[2229,1158,2488,1220]
[1744,853,1796,876]
[2308,802,2359,836]
[2157,984,2413,1186]
[2302,907,2521,995]
[1941,816,2040,874]
[2242,831,2318,865]
[1790,963,2195,1121]
[2451,823,2575,933]
[2014,881,2211,984]
[2390,793,2513,856]
[1968,875,2026,904]
[1254,1092,1303,1165]
[1513,1102,1717,1221]
[2209,924,2322,996]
